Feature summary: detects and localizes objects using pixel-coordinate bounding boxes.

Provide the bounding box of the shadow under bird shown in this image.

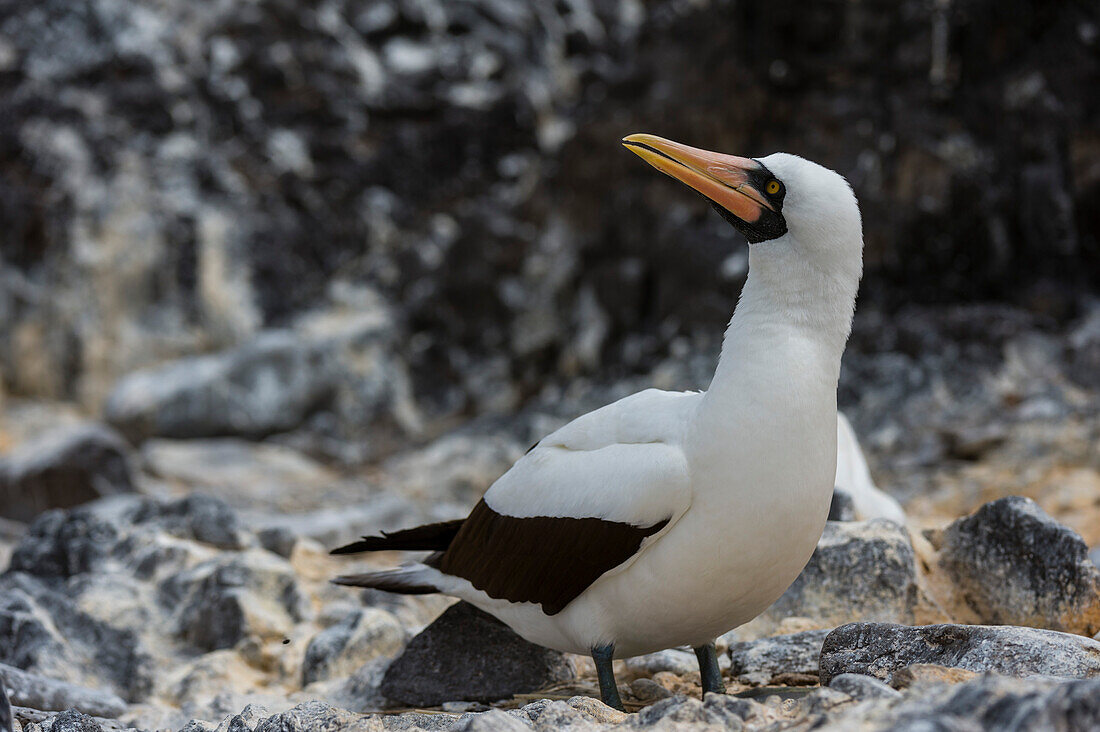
[332,133,864,711]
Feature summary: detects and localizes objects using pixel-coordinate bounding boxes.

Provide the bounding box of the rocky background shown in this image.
[2,0,1100,730]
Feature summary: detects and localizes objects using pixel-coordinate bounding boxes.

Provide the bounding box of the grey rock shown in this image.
[162,549,310,651]
[814,674,1100,732]
[105,332,337,441]
[45,710,103,732]
[622,648,699,678]
[629,678,673,702]
[935,496,1100,636]
[450,709,528,732]
[762,520,918,630]
[8,509,119,579]
[380,602,574,706]
[255,527,297,559]
[727,629,831,686]
[828,673,902,701]
[246,495,422,550]
[0,573,155,701]
[8,494,243,580]
[178,722,216,732]
[630,695,744,729]
[301,608,404,685]
[213,704,268,732]
[132,494,245,551]
[0,663,125,718]
[0,680,11,732]
[819,622,1100,684]
[0,425,134,523]
[251,702,372,732]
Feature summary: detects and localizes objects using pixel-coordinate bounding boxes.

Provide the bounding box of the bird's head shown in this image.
[623,134,863,289]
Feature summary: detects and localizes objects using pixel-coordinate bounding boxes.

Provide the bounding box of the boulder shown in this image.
[301,608,405,685]
[0,424,134,523]
[46,709,103,732]
[819,622,1100,685]
[162,549,311,651]
[8,494,244,580]
[380,602,574,706]
[757,520,918,633]
[827,673,901,701]
[0,662,126,718]
[796,674,1100,731]
[727,629,831,686]
[933,496,1100,635]
[0,680,10,732]
[104,332,336,442]
[0,573,155,702]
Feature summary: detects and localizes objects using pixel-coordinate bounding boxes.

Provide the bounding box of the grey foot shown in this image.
[591,644,624,711]
[694,642,726,696]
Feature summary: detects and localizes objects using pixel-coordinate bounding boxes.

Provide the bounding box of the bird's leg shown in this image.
[591,644,624,711]
[694,642,726,696]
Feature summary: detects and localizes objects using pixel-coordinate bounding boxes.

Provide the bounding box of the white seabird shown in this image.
[333,134,865,710]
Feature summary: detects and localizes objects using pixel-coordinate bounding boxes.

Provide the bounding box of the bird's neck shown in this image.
[702,240,859,415]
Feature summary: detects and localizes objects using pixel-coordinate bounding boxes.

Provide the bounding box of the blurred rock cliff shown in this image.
[0,0,1097,450]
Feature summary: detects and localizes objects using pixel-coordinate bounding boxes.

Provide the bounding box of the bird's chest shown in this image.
[665,400,838,621]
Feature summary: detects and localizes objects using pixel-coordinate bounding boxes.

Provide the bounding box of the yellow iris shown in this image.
[766,180,781,194]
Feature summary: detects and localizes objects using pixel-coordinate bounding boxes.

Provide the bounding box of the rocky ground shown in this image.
[2,0,1100,729]
[1,298,1099,731]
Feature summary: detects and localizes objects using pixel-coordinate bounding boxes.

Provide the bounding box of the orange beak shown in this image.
[622,133,774,225]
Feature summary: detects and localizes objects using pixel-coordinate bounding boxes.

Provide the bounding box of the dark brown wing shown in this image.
[330,518,466,555]
[428,499,669,615]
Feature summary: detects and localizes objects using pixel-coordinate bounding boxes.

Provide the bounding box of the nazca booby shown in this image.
[333,134,864,710]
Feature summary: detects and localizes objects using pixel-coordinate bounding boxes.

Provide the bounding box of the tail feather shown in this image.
[330,518,465,555]
[332,567,440,595]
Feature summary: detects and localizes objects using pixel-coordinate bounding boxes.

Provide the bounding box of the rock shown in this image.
[301,608,404,685]
[104,332,337,442]
[888,663,979,689]
[0,680,10,732]
[140,438,339,513]
[810,675,1100,732]
[827,673,901,701]
[450,709,528,732]
[0,663,125,718]
[7,508,119,579]
[379,433,526,506]
[0,573,155,701]
[251,703,362,732]
[45,710,102,732]
[245,495,423,551]
[629,678,673,702]
[130,494,245,550]
[934,496,1100,635]
[757,520,918,634]
[8,494,244,580]
[940,423,1008,460]
[213,704,268,732]
[380,602,574,706]
[162,548,311,651]
[819,622,1100,684]
[0,424,134,522]
[727,629,830,686]
[622,648,699,678]
[631,695,747,730]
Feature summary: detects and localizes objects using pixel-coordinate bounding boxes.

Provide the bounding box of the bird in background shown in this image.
[332,133,865,711]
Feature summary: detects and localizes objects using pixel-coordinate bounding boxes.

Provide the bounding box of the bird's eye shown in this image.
[766,180,781,195]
